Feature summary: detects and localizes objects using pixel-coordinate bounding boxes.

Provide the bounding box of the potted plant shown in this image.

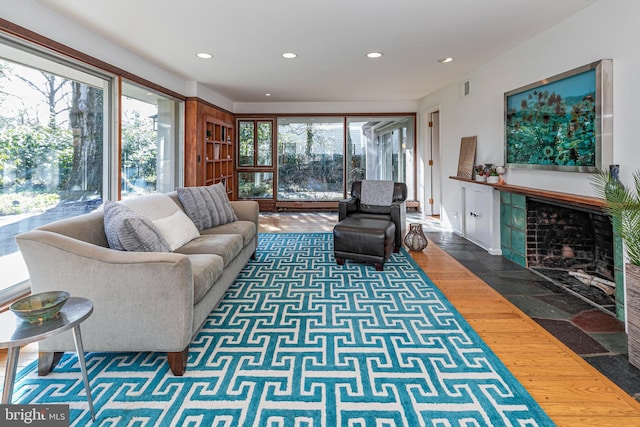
[487,167,500,184]
[592,167,640,368]
[474,164,486,182]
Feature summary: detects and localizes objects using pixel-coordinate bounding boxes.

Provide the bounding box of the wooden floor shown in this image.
[3,212,640,426]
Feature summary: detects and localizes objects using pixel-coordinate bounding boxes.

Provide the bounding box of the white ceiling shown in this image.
[36,0,597,103]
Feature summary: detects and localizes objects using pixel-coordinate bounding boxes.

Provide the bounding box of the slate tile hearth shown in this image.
[421,223,640,400]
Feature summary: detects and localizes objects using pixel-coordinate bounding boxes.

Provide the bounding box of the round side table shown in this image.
[0,297,95,420]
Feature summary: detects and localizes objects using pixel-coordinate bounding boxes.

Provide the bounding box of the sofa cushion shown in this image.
[153,210,201,251]
[185,254,224,304]
[176,183,238,230]
[176,234,243,267]
[103,201,171,252]
[199,220,257,246]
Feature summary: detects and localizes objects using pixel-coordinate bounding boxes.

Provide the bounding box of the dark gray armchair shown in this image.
[338,180,408,250]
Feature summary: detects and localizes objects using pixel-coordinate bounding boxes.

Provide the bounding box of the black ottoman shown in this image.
[333,217,396,271]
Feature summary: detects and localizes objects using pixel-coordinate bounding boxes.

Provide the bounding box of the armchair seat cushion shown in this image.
[346,212,392,222]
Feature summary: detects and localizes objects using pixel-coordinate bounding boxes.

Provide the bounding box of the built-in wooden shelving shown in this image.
[204,117,234,196]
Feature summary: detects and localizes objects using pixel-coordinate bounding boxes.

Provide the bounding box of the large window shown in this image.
[0,37,184,306]
[121,81,182,197]
[238,120,274,199]
[0,38,111,302]
[238,115,415,205]
[277,117,344,201]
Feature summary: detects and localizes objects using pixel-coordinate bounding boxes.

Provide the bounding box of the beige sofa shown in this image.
[15,191,259,376]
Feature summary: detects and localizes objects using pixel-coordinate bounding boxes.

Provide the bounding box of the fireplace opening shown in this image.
[526,198,616,314]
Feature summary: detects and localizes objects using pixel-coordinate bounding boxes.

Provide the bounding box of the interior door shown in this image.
[426,111,441,216]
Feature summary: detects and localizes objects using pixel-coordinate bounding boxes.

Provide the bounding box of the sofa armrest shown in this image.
[15,230,195,351]
[230,200,259,228]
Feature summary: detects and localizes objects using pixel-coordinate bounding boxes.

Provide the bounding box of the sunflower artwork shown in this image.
[505,66,597,169]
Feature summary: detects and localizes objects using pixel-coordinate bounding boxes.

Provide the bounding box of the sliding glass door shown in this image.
[346,116,414,193]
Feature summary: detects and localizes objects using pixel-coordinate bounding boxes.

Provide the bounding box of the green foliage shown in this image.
[0,124,73,191]
[507,89,595,166]
[591,170,640,266]
[239,180,273,198]
[121,111,157,193]
[0,192,59,215]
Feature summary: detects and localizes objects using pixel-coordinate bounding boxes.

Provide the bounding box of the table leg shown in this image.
[1,346,20,404]
[71,325,95,421]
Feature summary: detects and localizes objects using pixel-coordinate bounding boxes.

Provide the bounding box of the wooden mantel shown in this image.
[449,176,606,210]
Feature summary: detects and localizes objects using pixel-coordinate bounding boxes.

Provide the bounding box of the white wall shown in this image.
[418,0,640,238]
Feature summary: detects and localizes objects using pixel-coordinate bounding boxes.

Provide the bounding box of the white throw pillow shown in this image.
[153,209,200,251]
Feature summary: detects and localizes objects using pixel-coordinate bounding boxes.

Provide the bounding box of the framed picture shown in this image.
[504,59,612,172]
[456,136,477,179]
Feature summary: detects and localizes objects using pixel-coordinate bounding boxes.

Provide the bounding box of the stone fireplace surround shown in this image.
[496,182,624,320]
[450,176,624,320]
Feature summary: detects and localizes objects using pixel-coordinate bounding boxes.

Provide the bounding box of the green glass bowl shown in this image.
[10,291,70,323]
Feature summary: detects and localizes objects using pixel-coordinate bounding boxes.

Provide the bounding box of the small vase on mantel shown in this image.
[404,223,428,252]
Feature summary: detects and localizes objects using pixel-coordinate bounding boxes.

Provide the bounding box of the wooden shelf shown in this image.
[449,176,606,210]
[204,117,234,197]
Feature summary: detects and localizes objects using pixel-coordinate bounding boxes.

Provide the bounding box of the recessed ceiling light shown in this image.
[196,52,213,59]
[265,93,271,97]
[438,57,454,63]
[282,52,297,59]
[367,52,383,58]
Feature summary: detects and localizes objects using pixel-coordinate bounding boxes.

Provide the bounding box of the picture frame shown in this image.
[456,136,477,179]
[504,59,612,172]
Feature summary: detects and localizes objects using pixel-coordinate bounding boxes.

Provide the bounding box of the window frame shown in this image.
[0,22,185,307]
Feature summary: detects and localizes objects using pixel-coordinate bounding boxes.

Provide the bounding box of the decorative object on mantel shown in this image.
[486,166,500,184]
[474,164,487,182]
[592,166,640,369]
[456,136,477,179]
[474,163,501,183]
[404,223,428,252]
[496,166,506,185]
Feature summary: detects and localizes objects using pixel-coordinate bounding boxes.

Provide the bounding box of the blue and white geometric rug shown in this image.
[9,232,554,426]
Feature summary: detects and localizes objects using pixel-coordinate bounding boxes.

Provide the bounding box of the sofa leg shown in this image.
[167,346,189,376]
[375,262,384,271]
[336,257,345,266]
[251,251,256,260]
[394,245,401,253]
[38,351,64,376]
